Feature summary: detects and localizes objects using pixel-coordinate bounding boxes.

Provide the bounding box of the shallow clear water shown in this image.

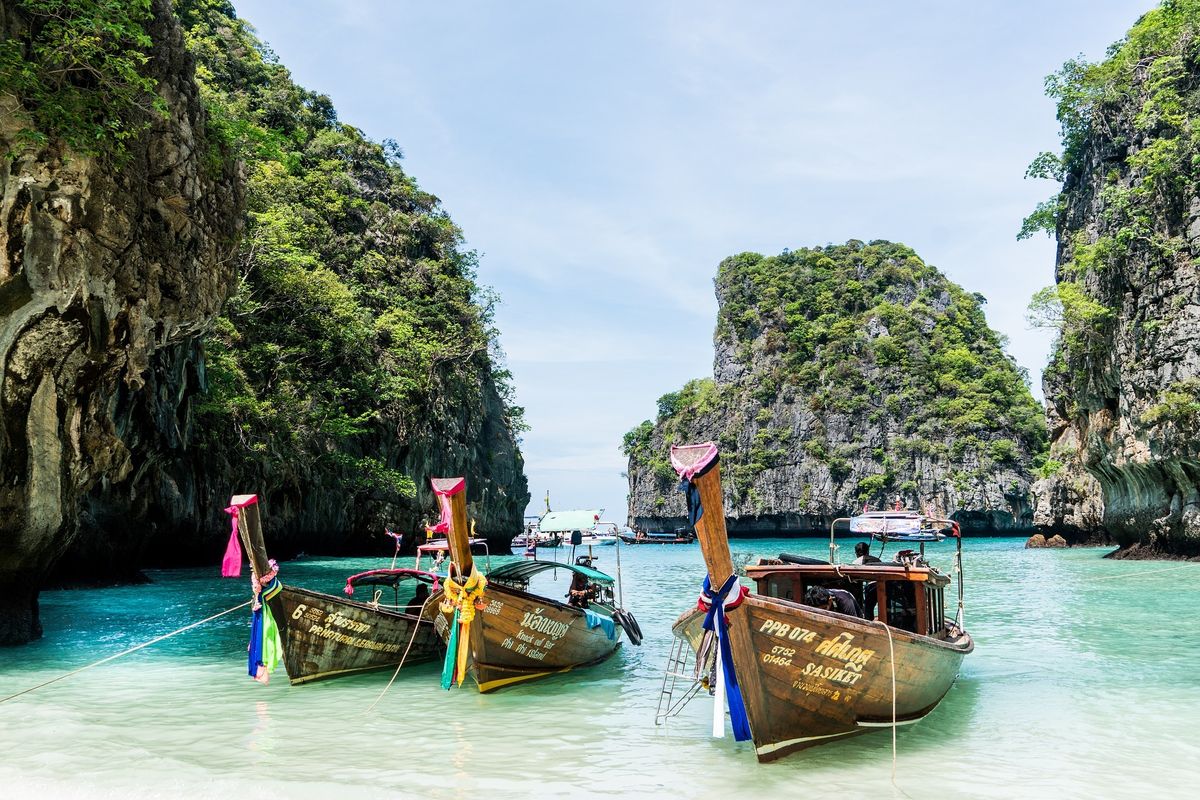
[2,538,1197,799]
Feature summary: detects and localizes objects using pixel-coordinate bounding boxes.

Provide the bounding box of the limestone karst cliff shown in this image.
[0,0,242,643]
[625,241,1047,536]
[1,0,528,644]
[1028,1,1200,557]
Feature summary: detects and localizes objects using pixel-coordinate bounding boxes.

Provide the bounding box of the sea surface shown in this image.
[1,537,1197,799]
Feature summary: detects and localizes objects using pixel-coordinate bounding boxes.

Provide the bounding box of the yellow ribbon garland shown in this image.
[440,565,487,686]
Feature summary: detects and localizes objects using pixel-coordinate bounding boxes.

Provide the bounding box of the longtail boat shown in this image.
[618,527,696,545]
[429,477,642,692]
[663,444,973,762]
[223,494,443,685]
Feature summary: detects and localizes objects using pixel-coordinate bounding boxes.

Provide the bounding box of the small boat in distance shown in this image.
[536,509,621,546]
[619,526,696,545]
[222,495,443,685]
[431,478,641,692]
[660,443,972,762]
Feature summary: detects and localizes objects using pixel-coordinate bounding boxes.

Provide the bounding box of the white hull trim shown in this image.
[755,730,855,755]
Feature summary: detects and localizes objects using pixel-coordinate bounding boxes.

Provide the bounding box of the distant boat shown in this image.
[223,495,443,685]
[536,508,618,546]
[430,479,642,692]
[658,444,973,762]
[619,527,696,545]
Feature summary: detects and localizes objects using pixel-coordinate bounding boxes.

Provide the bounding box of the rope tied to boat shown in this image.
[439,564,487,689]
[699,574,752,741]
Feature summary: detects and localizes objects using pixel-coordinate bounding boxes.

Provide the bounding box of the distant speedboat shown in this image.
[659,443,973,762]
[619,527,696,545]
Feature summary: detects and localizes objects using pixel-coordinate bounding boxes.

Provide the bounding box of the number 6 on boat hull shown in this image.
[667,443,974,762]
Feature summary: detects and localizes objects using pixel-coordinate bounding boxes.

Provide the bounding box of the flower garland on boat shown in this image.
[440,564,487,689]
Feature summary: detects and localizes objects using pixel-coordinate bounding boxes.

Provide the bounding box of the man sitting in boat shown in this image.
[852,542,882,564]
[406,583,431,616]
[567,572,596,609]
[804,585,861,617]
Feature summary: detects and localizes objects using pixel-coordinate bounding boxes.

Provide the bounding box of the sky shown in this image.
[234,0,1156,524]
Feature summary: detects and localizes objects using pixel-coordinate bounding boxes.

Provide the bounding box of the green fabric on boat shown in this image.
[487,559,614,584]
[441,607,460,690]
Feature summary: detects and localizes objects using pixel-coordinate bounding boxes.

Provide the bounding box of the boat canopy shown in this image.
[488,559,614,585]
[538,509,602,533]
[847,512,952,542]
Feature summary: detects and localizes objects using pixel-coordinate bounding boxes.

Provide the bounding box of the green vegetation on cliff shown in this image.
[0,0,164,160]
[1023,1,1200,362]
[177,1,525,517]
[625,241,1046,508]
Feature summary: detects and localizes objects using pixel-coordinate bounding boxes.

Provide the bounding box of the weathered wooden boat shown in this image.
[662,444,973,762]
[429,477,642,692]
[223,494,443,685]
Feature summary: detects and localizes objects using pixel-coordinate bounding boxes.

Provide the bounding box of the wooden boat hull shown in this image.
[674,595,972,761]
[434,586,621,692]
[276,585,443,685]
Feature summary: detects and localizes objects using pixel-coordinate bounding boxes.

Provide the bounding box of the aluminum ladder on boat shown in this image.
[654,634,706,725]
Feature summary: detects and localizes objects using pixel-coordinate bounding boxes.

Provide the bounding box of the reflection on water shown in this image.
[1,538,1197,799]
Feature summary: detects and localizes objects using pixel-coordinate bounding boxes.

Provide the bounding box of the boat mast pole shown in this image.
[233,496,288,649]
[439,478,473,577]
[674,443,762,742]
[689,458,735,586]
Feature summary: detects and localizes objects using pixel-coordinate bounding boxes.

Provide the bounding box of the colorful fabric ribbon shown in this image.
[439,565,487,689]
[248,573,283,684]
[700,574,752,741]
[221,495,258,577]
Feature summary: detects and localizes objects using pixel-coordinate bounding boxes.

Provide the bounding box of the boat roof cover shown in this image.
[488,559,613,584]
[538,509,602,533]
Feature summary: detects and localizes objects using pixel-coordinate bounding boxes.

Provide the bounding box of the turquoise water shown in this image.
[2,538,1197,799]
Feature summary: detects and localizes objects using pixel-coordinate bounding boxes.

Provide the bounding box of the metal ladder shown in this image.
[654,635,707,725]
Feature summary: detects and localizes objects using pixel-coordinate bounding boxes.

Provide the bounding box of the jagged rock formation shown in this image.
[1031,2,1200,558]
[1,0,528,644]
[625,241,1047,536]
[0,0,242,643]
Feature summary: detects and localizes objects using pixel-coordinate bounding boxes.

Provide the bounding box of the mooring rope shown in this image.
[363,593,440,714]
[0,600,252,706]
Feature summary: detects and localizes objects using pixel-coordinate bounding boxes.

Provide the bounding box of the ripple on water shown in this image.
[1,538,1197,799]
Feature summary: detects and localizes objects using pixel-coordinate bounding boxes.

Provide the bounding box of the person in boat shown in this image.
[405,582,431,616]
[567,571,596,609]
[804,585,861,617]
[852,542,882,564]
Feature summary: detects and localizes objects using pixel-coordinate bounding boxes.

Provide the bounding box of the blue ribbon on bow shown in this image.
[680,477,704,526]
[701,574,752,741]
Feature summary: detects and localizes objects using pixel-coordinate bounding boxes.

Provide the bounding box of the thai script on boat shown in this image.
[291,605,373,635]
[520,610,571,640]
[797,632,877,685]
[306,624,403,653]
[758,618,817,643]
[814,632,876,668]
[791,679,849,702]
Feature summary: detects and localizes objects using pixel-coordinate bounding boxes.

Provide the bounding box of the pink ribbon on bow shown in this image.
[222,494,259,577]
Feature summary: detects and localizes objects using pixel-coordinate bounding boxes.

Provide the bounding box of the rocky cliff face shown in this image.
[1,0,528,645]
[626,241,1047,536]
[1032,2,1200,557]
[0,0,242,642]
